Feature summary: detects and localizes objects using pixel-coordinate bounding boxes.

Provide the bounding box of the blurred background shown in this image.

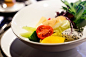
[0,0,41,30]
[0,0,43,57]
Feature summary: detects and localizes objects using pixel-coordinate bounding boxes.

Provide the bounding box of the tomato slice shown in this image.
[36,25,53,39]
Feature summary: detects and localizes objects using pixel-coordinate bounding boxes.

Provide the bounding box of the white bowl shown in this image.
[11,0,86,52]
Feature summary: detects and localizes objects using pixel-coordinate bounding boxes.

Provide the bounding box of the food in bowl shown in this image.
[20,0,85,43]
[21,16,69,43]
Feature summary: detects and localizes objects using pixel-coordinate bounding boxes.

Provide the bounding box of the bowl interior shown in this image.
[11,0,64,41]
[11,0,86,45]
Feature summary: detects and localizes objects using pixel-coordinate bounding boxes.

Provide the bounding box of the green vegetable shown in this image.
[29,31,40,42]
[20,32,32,38]
[61,0,86,29]
[20,26,39,42]
[20,26,36,38]
[53,20,70,36]
[22,26,36,32]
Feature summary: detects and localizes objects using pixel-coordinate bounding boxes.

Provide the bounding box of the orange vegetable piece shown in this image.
[40,36,65,43]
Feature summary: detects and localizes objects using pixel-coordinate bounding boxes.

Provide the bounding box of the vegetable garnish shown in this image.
[36,25,53,39]
[61,0,86,30]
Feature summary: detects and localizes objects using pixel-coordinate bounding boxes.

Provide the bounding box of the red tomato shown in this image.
[36,25,53,39]
[48,18,51,20]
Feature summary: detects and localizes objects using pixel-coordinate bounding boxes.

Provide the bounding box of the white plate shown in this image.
[1,28,16,57]
[1,28,86,57]
[0,2,25,13]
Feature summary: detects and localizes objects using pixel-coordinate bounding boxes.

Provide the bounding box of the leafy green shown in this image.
[61,0,86,29]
